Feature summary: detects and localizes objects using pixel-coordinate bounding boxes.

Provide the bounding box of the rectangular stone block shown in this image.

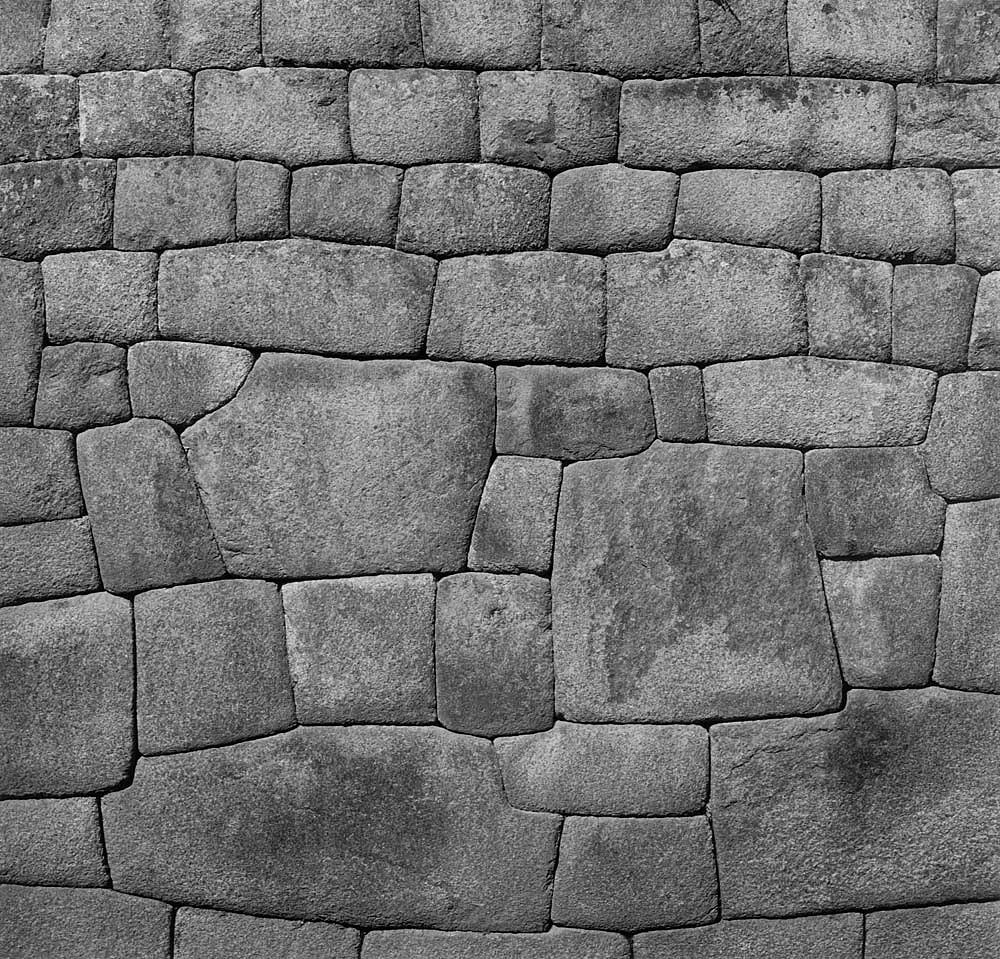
[291,164,401,246]
[168,0,260,70]
[235,160,289,240]
[0,258,43,426]
[0,518,100,607]
[0,428,83,525]
[698,0,790,74]
[363,928,629,959]
[954,169,1000,270]
[421,0,541,69]
[44,0,170,71]
[0,0,48,71]
[34,342,131,431]
[648,366,706,441]
[938,0,1000,80]
[895,83,1000,170]
[970,270,1000,369]
[866,901,1000,959]
[0,75,78,164]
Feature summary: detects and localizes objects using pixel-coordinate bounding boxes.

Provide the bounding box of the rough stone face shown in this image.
[467,456,562,574]
[895,83,1000,169]
[954,169,1000,271]
[938,0,1000,81]
[0,74,79,164]
[648,366,706,441]
[0,0,48,71]
[697,0,790,74]
[0,259,43,427]
[0,797,106,886]
[195,68,350,165]
[103,725,560,929]
[619,77,895,172]
[605,240,807,368]
[363,928,629,959]
[282,575,437,724]
[80,69,193,156]
[183,354,494,578]
[160,240,435,355]
[553,443,841,722]
[0,428,83,525]
[77,418,225,593]
[0,518,100,607]
[704,358,937,448]
[435,574,553,737]
[970,270,1000,368]
[801,254,893,362]
[675,170,821,253]
[234,160,289,240]
[548,165,678,253]
[0,159,114,258]
[551,816,718,932]
[128,341,254,426]
[479,71,620,171]
[823,556,940,689]
[350,69,478,165]
[42,251,158,345]
[892,264,979,372]
[421,0,541,69]
[0,592,132,796]
[397,164,550,256]
[496,365,655,460]
[495,722,707,816]
[34,342,131,431]
[290,164,401,245]
[44,0,170,72]
[428,253,604,363]
[541,0,698,78]
[168,0,261,70]
[866,901,1000,959]
[712,687,1000,915]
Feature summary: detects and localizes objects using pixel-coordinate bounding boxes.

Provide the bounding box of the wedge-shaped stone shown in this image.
[969,270,1000,369]
[103,725,560,929]
[606,240,806,368]
[364,928,629,959]
[160,240,435,356]
[0,259,43,426]
[895,83,1000,169]
[705,358,937,448]
[712,687,1000,915]
[0,428,82,525]
[0,518,100,607]
[496,722,707,816]
[553,443,840,722]
[866,901,1000,959]
[183,354,493,578]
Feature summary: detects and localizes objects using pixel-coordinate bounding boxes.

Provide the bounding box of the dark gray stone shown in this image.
[866,901,1000,959]
[0,428,82,525]
[0,518,100,607]
[363,928,629,959]
[895,83,1000,169]
[420,0,541,69]
[648,366,706,441]
[953,169,1000,271]
[553,443,840,722]
[235,160,289,240]
[0,0,47,71]
[43,0,170,71]
[34,343,131,431]
[697,0,790,74]
[290,164,401,246]
[969,271,1000,369]
[0,258,43,426]
[0,74,78,164]
[168,0,261,70]
[938,0,1000,81]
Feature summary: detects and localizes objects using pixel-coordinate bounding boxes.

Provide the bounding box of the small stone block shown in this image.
[866,901,1000,959]
[0,259,43,426]
[895,83,1000,169]
[44,0,170,72]
[648,366,706,441]
[0,74,79,164]
[969,271,1000,369]
[169,0,261,70]
[0,0,48,71]
[951,169,1000,271]
[938,0,1000,80]
[290,164,401,245]
[0,518,100,607]
[34,343,130,431]
[0,428,83,525]
[420,0,541,69]
[236,160,289,240]
[698,0,790,74]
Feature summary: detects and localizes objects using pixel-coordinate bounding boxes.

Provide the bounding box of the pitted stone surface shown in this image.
[290,164,401,245]
[0,428,82,525]
[1,0,48,71]
[954,169,1000,271]
[236,160,290,240]
[0,74,78,164]
[421,0,541,69]
[697,0,790,75]
[0,518,100,607]
[0,258,43,427]
[969,271,1000,369]
[34,342,131,430]
[169,0,261,70]
[648,366,707,441]
[865,901,1000,959]
[363,928,630,959]
[895,83,1000,169]
[938,1,1000,81]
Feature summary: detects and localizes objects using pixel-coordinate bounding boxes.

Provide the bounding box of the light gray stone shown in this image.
[496,722,707,816]
[282,575,436,724]
[290,164,401,246]
[103,725,560,929]
[77,418,225,594]
[0,74,78,164]
[954,169,1000,271]
[969,271,1000,368]
[0,518,100,607]
[0,592,132,796]
[0,0,47,71]
[0,258,43,426]
[0,428,82,525]
[712,687,1000,915]
[44,0,170,71]
[895,83,1000,169]
[183,354,493,578]
[938,0,1000,81]
[428,253,604,363]
[648,366,706,441]
[168,0,260,70]
[606,240,806,368]
[34,342,131,431]
[236,160,289,240]
[363,928,629,959]
[421,0,541,69]
[704,358,937,448]
[866,901,1000,959]
[697,0,790,74]
[553,443,841,722]
[435,573,553,737]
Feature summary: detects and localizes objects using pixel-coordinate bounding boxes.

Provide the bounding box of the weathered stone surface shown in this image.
[479,71,620,171]
[954,169,1000,271]
[467,456,561,574]
[0,518,100,607]
[549,165,678,254]
[0,428,82,525]
[236,160,289,240]
[675,170,821,253]
[704,358,937,448]
[128,341,254,426]
[435,574,553,737]
[713,687,1000,915]
[169,0,261,70]
[823,556,940,689]
[80,69,192,156]
[805,448,945,556]
[77,418,225,593]
[541,0,698,78]
[895,83,1000,169]
[648,366,706,441]
[183,355,493,578]
[283,575,436,724]
[0,159,114,258]
[893,264,979,372]
[698,0,790,74]
[350,69,478,165]
[970,270,1000,368]
[43,251,158,345]
[619,77,895,172]
[866,901,1000,959]
[103,725,560,928]
[0,592,132,796]
[34,342,131,431]
[428,253,604,363]
[496,365,655,460]
[196,68,350,165]
[160,240,435,355]
[553,443,840,722]
[496,722,707,816]
[44,0,169,71]
[398,164,550,256]
[802,254,892,362]
[0,797,106,886]
[364,928,629,959]
[291,164,401,245]
[551,816,718,931]
[938,0,1000,81]
[0,259,42,426]
[421,0,541,69]
[0,74,78,163]
[605,240,806,368]
[0,0,47,71]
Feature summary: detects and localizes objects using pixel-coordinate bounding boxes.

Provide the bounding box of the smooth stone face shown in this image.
[553,443,840,722]
[551,816,718,932]
[495,722,708,816]
[364,928,630,959]
[0,593,133,796]
[34,342,131,431]
[43,0,169,71]
[236,160,290,240]
[895,83,1000,169]
[712,687,1000,915]
[290,164,402,245]
[183,354,494,578]
[969,271,1000,369]
[938,1,1000,81]
[102,725,560,929]
[954,169,1000,271]
[170,0,261,70]
[421,0,541,69]
[282,575,437,724]
[0,518,100,607]
[697,0,790,74]
[0,74,78,164]
[866,901,1000,959]
[0,259,43,426]
[0,428,82,525]
[648,366,707,441]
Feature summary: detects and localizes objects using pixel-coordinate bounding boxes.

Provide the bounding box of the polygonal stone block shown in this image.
[648,366,706,442]
[0,75,78,164]
[34,343,130,431]
[290,164,401,245]
[0,428,83,525]
[420,0,541,69]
